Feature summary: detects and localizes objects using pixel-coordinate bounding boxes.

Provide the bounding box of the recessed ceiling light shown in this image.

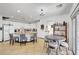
[11,16,14,18]
[17,10,21,13]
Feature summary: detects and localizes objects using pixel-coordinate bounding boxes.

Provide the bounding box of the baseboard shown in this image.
[4,40,10,42]
[0,40,9,43]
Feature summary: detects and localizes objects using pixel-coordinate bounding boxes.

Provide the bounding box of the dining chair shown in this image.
[14,36,19,42]
[13,34,19,42]
[9,34,15,45]
[47,40,59,55]
[20,34,27,46]
[60,41,69,55]
[31,33,37,43]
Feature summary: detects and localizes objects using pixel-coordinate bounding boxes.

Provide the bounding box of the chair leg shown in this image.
[20,43,21,46]
[33,40,36,44]
[56,48,58,55]
[12,40,14,45]
[35,39,37,42]
[47,46,51,55]
[20,41,26,46]
[24,42,26,45]
[10,39,11,45]
[12,40,15,45]
[10,40,13,45]
[66,48,68,55]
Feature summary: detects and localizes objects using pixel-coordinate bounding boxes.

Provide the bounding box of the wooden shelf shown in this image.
[54,30,66,31]
[54,24,67,26]
[53,34,65,36]
[53,22,67,42]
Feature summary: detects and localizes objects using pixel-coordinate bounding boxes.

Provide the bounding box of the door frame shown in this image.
[70,3,79,55]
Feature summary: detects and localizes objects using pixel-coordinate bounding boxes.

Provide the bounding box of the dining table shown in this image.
[45,34,66,48]
[13,32,37,42]
[45,35,66,41]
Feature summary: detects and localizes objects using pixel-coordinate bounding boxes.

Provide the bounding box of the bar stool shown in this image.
[47,40,59,55]
[58,38,66,50]
[60,41,69,55]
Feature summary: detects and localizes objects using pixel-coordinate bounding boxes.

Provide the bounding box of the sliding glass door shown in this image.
[72,17,76,54]
[76,14,79,54]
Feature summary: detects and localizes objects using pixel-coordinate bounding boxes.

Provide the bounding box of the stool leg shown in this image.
[66,48,68,55]
[47,46,51,55]
[56,48,58,55]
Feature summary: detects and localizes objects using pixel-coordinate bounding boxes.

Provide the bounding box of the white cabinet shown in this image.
[3,25,10,41]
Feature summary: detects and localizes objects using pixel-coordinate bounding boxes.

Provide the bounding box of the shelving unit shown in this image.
[53,23,67,42]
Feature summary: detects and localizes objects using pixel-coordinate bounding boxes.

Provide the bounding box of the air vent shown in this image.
[56,4,63,8]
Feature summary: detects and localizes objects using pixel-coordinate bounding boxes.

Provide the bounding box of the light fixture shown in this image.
[17,10,21,13]
[40,9,46,16]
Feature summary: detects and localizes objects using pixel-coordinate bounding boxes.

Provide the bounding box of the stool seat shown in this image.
[48,43,58,48]
[60,42,68,48]
[47,41,59,55]
[60,42,69,55]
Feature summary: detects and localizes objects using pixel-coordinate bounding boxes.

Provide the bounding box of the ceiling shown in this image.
[0,3,74,23]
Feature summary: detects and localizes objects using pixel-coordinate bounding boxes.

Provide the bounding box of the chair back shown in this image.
[20,34,25,39]
[20,34,27,41]
[33,33,37,38]
[9,34,14,39]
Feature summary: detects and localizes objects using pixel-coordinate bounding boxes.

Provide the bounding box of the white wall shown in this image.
[37,20,49,38]
[47,22,55,35]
